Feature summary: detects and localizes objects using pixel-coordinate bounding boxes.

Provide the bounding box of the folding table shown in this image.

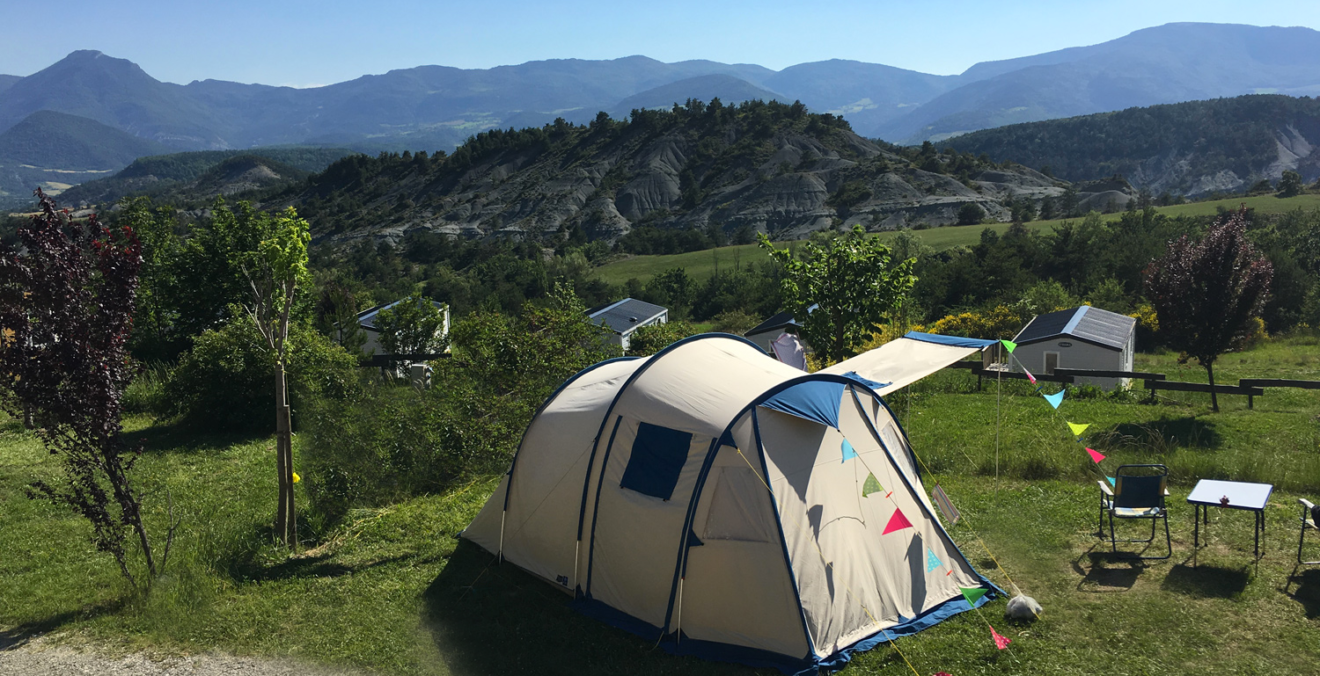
[1187,479,1273,559]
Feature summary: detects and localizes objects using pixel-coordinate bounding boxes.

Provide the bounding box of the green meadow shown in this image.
[3,334,1318,675]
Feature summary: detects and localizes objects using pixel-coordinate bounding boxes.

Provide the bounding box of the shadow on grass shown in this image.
[1283,567,1320,618]
[0,601,125,651]
[1161,563,1250,599]
[1108,417,1220,451]
[420,541,762,676]
[1072,548,1145,592]
[120,419,267,454]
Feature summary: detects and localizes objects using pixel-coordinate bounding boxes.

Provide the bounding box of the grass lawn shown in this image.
[592,193,1320,286]
[2,337,1318,675]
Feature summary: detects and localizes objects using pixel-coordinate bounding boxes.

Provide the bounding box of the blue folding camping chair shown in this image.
[1098,464,1171,560]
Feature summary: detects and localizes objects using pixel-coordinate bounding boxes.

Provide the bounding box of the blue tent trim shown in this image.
[840,370,890,391]
[902,331,997,349]
[758,380,846,428]
[813,590,998,673]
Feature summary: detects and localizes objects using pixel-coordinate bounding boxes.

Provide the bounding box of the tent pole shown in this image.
[995,363,1002,498]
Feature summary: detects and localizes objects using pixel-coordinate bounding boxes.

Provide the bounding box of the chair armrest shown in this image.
[1302,498,1316,510]
[1097,480,1113,497]
[1164,488,1170,496]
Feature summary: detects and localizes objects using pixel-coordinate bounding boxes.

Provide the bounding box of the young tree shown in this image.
[957,202,986,226]
[759,224,916,364]
[1277,170,1304,198]
[1143,207,1272,411]
[237,206,312,546]
[0,189,173,586]
[374,294,448,357]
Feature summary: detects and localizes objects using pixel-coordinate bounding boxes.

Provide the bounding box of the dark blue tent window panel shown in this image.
[620,422,692,500]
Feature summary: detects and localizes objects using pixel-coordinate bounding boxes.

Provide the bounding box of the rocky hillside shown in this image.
[940,94,1320,196]
[280,100,1085,245]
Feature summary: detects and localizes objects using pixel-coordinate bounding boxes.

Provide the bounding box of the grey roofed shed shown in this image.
[1013,305,1135,350]
[586,298,668,351]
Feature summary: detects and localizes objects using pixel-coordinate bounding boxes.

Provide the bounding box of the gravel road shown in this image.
[0,633,363,676]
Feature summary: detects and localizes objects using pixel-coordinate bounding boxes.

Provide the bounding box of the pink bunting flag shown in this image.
[1086,447,1106,464]
[882,507,913,534]
[991,625,1012,650]
[1022,366,1037,385]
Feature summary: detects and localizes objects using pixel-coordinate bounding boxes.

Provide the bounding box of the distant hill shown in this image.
[940,94,1320,196]
[57,146,356,207]
[0,75,19,96]
[6,22,1320,160]
[0,110,175,207]
[0,110,173,168]
[612,75,785,115]
[881,23,1320,142]
[273,100,1082,245]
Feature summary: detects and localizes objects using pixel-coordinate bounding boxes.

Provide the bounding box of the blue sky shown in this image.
[5,1,1320,86]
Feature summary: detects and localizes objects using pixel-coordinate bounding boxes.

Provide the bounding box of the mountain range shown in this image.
[4,22,1320,208]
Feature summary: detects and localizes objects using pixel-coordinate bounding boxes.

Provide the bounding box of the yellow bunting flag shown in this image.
[292,472,301,484]
[1067,422,1089,437]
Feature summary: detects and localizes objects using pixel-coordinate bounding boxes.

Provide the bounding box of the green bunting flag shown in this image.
[960,586,987,606]
[862,472,883,498]
[1000,339,1017,353]
[841,438,858,463]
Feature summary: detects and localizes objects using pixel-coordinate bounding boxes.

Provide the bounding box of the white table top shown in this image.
[1186,479,1273,511]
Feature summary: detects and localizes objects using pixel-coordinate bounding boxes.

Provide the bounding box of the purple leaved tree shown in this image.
[1143,207,1273,412]
[0,189,174,586]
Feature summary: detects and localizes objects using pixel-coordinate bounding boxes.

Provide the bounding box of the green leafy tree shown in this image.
[374,294,448,357]
[957,202,986,226]
[626,320,700,356]
[759,224,916,364]
[1278,170,1304,198]
[236,206,312,546]
[1143,208,1273,412]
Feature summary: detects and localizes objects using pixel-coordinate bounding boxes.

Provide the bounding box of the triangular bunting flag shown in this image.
[926,548,942,573]
[1067,422,1089,436]
[841,438,857,463]
[1000,339,1017,353]
[1042,390,1065,409]
[932,484,960,524]
[1086,447,1106,463]
[1022,366,1037,385]
[862,472,883,498]
[1107,476,1116,487]
[883,508,913,534]
[991,625,1012,650]
[960,586,987,606]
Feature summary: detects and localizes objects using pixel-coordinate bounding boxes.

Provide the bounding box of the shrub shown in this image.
[301,286,615,520]
[122,362,172,417]
[627,320,701,356]
[165,317,360,433]
[957,202,986,226]
[927,305,1023,339]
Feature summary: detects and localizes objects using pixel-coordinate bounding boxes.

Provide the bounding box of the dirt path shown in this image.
[0,634,363,676]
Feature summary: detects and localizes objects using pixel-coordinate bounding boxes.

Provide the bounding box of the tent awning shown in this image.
[820,331,995,396]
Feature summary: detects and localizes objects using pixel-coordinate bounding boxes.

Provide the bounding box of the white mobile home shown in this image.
[354,298,450,357]
[587,298,668,352]
[1010,305,1136,390]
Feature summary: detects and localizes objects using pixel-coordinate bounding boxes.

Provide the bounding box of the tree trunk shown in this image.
[1205,361,1219,413]
[274,363,290,544]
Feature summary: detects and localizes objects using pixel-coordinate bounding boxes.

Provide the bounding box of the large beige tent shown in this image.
[463,332,999,674]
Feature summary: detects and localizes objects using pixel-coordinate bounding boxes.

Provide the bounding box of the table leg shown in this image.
[1255,511,1260,559]
[1194,504,1200,548]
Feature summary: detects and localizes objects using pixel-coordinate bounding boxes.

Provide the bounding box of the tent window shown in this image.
[702,467,772,543]
[879,423,905,455]
[620,422,692,500]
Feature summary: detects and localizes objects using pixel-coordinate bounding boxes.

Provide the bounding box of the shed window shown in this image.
[620,422,692,500]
